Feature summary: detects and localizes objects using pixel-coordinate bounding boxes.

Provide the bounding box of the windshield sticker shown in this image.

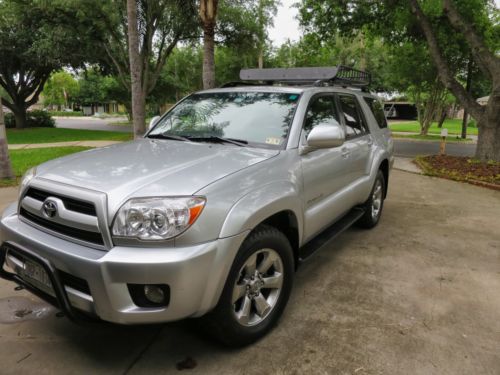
[265,137,282,145]
[288,94,298,101]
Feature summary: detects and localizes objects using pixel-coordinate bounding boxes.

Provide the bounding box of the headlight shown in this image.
[111,197,206,240]
[19,167,36,195]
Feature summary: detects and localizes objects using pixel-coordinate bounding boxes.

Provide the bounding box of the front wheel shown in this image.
[357,170,386,229]
[202,225,294,346]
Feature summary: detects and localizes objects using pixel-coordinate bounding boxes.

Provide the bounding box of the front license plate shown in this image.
[22,260,53,292]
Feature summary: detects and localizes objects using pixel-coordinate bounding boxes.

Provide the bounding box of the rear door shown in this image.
[336,94,372,186]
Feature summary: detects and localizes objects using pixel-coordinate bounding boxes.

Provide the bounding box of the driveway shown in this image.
[55,117,132,133]
[0,171,499,374]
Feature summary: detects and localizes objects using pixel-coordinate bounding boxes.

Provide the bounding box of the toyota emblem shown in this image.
[42,199,58,218]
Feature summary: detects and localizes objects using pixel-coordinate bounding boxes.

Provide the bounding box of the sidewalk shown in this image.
[8,140,123,150]
[393,156,422,174]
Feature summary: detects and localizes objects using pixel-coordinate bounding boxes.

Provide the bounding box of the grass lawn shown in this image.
[389,119,478,135]
[6,128,132,144]
[392,134,474,143]
[0,146,91,187]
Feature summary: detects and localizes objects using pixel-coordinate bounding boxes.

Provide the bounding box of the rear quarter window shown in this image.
[364,97,388,129]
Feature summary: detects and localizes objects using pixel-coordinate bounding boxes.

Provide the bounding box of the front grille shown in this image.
[20,208,104,245]
[25,187,96,216]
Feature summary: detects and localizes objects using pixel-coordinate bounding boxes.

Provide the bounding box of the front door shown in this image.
[300,94,352,241]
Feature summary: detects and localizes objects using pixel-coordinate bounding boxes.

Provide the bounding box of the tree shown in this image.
[256,0,278,68]
[0,98,14,179]
[385,41,452,135]
[409,0,499,160]
[299,0,500,161]
[42,71,79,109]
[74,0,197,137]
[126,0,144,137]
[200,0,219,89]
[0,0,97,128]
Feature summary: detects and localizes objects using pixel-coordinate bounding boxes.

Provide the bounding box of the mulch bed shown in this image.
[415,155,500,190]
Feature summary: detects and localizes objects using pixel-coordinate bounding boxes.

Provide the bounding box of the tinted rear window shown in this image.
[364,97,388,128]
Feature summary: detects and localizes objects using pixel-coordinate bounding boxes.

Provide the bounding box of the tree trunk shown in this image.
[126,0,146,138]
[437,109,447,128]
[0,99,14,179]
[462,56,473,139]
[475,87,500,161]
[475,120,500,161]
[202,22,216,89]
[200,0,218,90]
[13,107,28,129]
[258,50,264,69]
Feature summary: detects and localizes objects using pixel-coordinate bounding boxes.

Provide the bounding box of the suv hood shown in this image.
[36,139,279,208]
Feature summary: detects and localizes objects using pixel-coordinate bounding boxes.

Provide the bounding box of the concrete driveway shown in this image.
[0,170,499,374]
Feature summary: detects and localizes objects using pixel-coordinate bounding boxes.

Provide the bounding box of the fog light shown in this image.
[128,283,170,307]
[144,285,165,304]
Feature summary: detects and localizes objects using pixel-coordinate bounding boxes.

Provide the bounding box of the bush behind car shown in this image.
[5,110,55,128]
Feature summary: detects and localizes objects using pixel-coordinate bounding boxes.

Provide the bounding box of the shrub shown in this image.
[4,110,55,128]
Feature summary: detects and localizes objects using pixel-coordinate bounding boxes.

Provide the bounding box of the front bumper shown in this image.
[0,203,248,324]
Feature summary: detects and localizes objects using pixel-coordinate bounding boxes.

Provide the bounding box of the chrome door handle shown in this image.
[367,136,374,146]
[341,147,349,158]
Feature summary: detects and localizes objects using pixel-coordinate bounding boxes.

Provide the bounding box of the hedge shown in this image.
[5,110,55,128]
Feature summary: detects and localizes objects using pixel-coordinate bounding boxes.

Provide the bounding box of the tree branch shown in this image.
[0,96,15,111]
[147,34,179,95]
[442,0,500,81]
[26,73,50,107]
[408,0,485,121]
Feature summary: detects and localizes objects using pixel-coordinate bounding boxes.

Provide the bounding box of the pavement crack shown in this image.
[17,353,31,364]
[122,328,162,375]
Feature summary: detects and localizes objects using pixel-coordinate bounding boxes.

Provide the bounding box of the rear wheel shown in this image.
[202,225,294,346]
[357,170,385,229]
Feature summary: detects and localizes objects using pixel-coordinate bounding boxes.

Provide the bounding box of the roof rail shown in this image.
[237,66,371,88]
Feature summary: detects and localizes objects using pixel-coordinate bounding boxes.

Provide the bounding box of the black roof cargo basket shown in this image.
[234,66,371,88]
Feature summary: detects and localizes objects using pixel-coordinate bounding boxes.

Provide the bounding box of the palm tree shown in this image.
[199,0,219,89]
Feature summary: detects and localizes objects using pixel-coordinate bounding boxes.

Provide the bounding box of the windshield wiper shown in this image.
[188,136,248,147]
[147,133,191,142]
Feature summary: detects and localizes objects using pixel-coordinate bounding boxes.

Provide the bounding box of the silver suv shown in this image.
[0,67,393,345]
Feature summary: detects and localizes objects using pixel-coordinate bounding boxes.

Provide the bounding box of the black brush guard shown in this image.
[0,241,87,322]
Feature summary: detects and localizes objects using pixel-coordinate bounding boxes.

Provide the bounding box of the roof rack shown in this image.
[232,66,371,89]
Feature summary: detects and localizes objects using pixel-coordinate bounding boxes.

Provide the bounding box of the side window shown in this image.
[364,97,388,128]
[304,95,340,136]
[338,95,368,137]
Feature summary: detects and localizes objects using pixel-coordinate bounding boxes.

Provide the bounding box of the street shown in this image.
[0,170,499,374]
[393,139,475,157]
[55,117,132,133]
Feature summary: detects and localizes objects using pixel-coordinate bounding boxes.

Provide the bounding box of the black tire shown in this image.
[201,225,294,347]
[357,170,386,229]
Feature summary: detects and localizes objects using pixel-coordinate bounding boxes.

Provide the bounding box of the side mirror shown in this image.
[306,123,345,149]
[148,116,160,130]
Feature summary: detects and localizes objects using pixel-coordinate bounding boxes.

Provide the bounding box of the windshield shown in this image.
[147,91,301,148]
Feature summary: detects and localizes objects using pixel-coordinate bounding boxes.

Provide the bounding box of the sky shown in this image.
[268,0,301,46]
[269,0,500,46]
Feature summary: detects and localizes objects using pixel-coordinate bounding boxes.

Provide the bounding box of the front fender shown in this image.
[219,180,303,243]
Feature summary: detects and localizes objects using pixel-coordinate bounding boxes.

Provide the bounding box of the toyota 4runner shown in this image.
[0,67,393,346]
